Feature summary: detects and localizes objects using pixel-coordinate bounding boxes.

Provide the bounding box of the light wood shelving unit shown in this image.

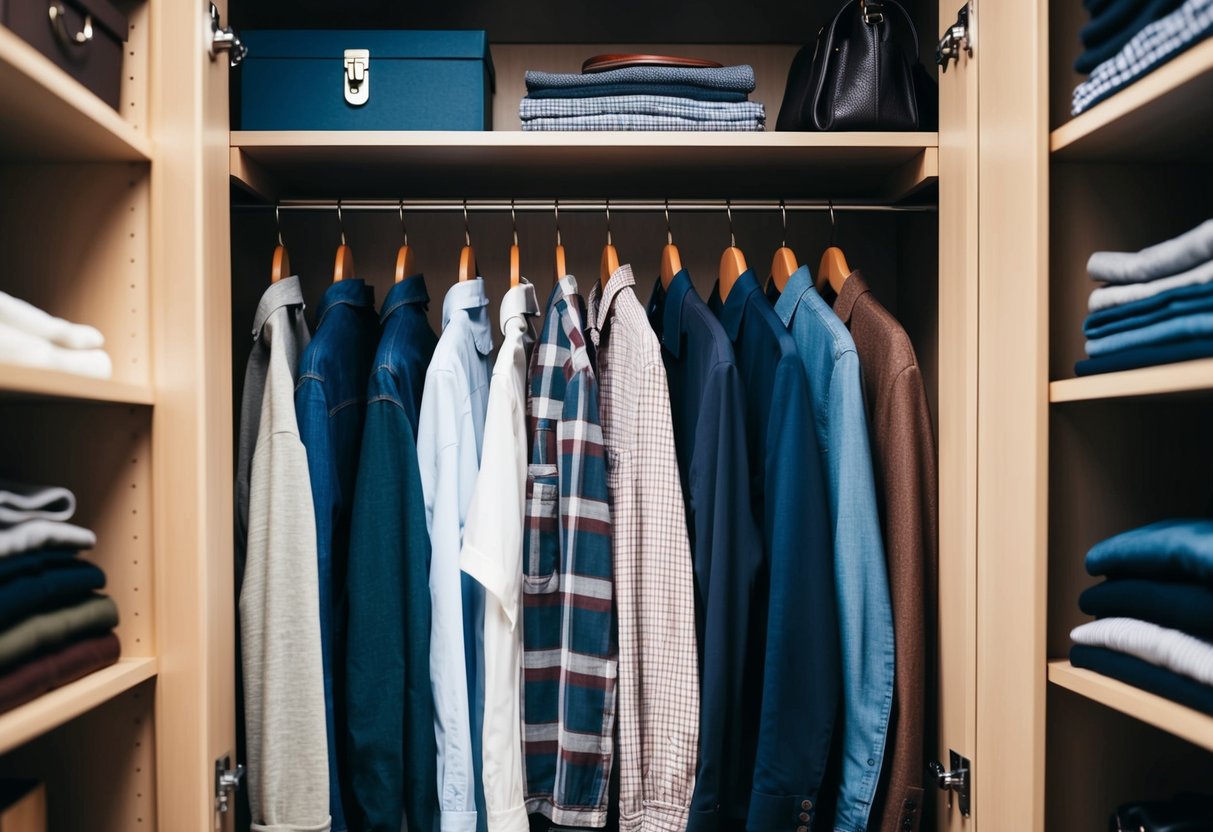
[0,365,153,406]
[1050,358,1213,402]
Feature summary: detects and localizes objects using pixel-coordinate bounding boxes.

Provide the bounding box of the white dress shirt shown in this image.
[461,280,539,832]
[419,278,493,832]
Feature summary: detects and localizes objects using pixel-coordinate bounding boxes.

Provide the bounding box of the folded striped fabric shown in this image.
[527,83,750,102]
[525,64,756,94]
[521,114,764,132]
[521,95,765,123]
[1072,0,1213,113]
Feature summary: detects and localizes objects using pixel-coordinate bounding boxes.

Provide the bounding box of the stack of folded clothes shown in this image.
[0,480,120,714]
[1071,518,1213,716]
[1076,219,1213,376]
[1072,0,1213,115]
[520,63,765,131]
[0,290,112,379]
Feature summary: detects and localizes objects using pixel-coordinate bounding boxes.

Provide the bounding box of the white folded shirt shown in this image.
[1071,616,1213,687]
[0,292,104,350]
[0,480,76,524]
[0,321,112,379]
[0,519,96,556]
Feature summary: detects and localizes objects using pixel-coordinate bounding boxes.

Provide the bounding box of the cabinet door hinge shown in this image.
[214,753,245,815]
[929,750,972,817]
[936,2,974,72]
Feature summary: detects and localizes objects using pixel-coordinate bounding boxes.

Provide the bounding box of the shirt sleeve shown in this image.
[345,391,437,832]
[828,350,896,832]
[687,362,763,832]
[748,360,840,832]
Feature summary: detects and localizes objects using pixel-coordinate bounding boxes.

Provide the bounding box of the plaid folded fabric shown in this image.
[521,95,765,123]
[1073,0,1213,113]
[522,114,764,132]
[528,83,750,102]
[526,64,755,94]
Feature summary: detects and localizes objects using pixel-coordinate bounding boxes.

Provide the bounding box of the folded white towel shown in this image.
[0,519,96,556]
[0,321,111,379]
[0,480,76,525]
[0,291,105,350]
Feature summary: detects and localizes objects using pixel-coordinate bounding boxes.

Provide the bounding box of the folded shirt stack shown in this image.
[1071,518,1213,715]
[1076,219,1213,375]
[520,64,765,131]
[1072,0,1213,114]
[0,480,120,714]
[0,291,112,379]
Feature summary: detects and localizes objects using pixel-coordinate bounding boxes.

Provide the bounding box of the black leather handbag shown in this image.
[1109,794,1213,832]
[776,0,925,132]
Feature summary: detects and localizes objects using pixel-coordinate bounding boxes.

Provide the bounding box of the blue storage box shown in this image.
[239,30,494,131]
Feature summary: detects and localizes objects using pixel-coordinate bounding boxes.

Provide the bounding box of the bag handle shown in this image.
[860,0,921,61]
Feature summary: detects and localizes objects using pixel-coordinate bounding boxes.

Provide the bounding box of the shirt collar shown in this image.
[647,269,692,358]
[380,273,430,322]
[770,264,813,329]
[710,268,759,342]
[592,263,636,333]
[832,269,869,325]
[252,275,305,340]
[500,279,540,335]
[315,278,375,328]
[442,278,493,355]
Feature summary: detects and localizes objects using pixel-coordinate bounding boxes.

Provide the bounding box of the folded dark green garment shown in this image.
[0,594,118,671]
[0,631,120,713]
[0,559,105,630]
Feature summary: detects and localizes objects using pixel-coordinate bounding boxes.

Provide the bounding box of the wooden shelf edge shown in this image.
[0,26,152,162]
[1050,357,1213,403]
[1050,37,1213,157]
[0,657,158,755]
[0,364,153,406]
[1048,660,1213,752]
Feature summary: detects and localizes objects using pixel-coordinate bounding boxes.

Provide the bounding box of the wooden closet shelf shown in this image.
[230,131,939,201]
[0,658,157,756]
[1049,660,1213,752]
[1051,37,1213,160]
[1050,358,1213,402]
[0,27,151,163]
[0,364,153,406]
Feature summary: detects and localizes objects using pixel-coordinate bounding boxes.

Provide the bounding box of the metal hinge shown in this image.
[206,3,246,67]
[929,750,971,817]
[344,49,370,106]
[936,2,973,72]
[214,754,245,815]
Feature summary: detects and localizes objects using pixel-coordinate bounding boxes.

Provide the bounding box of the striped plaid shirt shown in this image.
[587,265,700,832]
[522,275,617,827]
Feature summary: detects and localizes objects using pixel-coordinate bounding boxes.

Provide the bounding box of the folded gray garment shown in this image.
[0,594,118,671]
[1089,254,1213,312]
[525,64,756,93]
[521,114,765,131]
[0,520,95,556]
[1088,219,1213,284]
[520,94,765,122]
[0,480,75,525]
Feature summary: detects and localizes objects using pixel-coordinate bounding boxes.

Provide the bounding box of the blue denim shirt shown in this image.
[345,275,439,832]
[769,266,895,832]
[295,278,380,832]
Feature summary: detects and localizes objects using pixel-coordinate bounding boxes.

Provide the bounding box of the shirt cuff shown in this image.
[487,802,530,832]
[461,543,516,627]
[440,809,478,832]
[748,790,818,832]
[251,817,332,832]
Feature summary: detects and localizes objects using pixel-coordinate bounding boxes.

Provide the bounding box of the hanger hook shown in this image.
[605,199,612,247]
[463,199,471,247]
[727,200,736,248]
[554,199,561,247]
[780,199,788,248]
[511,199,519,247]
[828,198,839,245]
[336,199,346,246]
[275,203,284,247]
[665,199,673,246]
[398,200,408,247]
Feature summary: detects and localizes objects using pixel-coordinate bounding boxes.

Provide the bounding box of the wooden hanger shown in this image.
[394,201,415,284]
[509,200,521,288]
[717,201,748,302]
[270,204,290,283]
[600,200,619,288]
[815,201,851,295]
[660,200,682,289]
[770,201,798,293]
[553,200,567,282]
[458,200,477,282]
[333,200,354,282]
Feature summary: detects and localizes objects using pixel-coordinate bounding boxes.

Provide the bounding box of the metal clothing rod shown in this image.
[235,199,936,214]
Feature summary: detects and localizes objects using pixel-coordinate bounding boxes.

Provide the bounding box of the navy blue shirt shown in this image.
[708,269,839,832]
[345,275,439,832]
[647,270,763,832]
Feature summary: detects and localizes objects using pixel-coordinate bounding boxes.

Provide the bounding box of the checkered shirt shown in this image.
[1073,0,1213,113]
[522,275,617,827]
[587,265,700,832]
[520,95,766,123]
[521,114,765,132]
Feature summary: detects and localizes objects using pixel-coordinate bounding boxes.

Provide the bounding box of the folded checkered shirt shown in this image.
[520,95,765,122]
[526,64,755,93]
[1073,0,1213,113]
[522,114,765,132]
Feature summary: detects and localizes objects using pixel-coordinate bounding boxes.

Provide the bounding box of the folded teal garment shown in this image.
[1085,311,1213,355]
[1084,279,1213,337]
[1075,334,1213,375]
[1086,518,1213,582]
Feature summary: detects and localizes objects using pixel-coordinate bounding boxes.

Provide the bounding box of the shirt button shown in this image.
[801,799,812,810]
[902,817,913,830]
[797,826,808,832]
[799,812,810,822]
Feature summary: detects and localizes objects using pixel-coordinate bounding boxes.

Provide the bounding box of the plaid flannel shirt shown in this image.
[1073,0,1213,113]
[520,95,766,122]
[522,114,764,132]
[522,275,617,827]
[588,265,700,832]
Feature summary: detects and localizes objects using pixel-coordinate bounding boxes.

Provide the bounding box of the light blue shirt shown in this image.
[770,266,895,832]
[418,278,493,832]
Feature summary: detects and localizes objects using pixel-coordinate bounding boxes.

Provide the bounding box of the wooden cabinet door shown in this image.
[150,1,236,830]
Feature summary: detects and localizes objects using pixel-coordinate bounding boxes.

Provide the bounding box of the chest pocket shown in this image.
[524,419,560,591]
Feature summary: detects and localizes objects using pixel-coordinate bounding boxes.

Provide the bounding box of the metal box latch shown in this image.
[344,49,370,106]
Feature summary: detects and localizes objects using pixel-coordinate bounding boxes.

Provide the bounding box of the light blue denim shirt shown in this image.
[418,278,493,832]
[770,266,895,832]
